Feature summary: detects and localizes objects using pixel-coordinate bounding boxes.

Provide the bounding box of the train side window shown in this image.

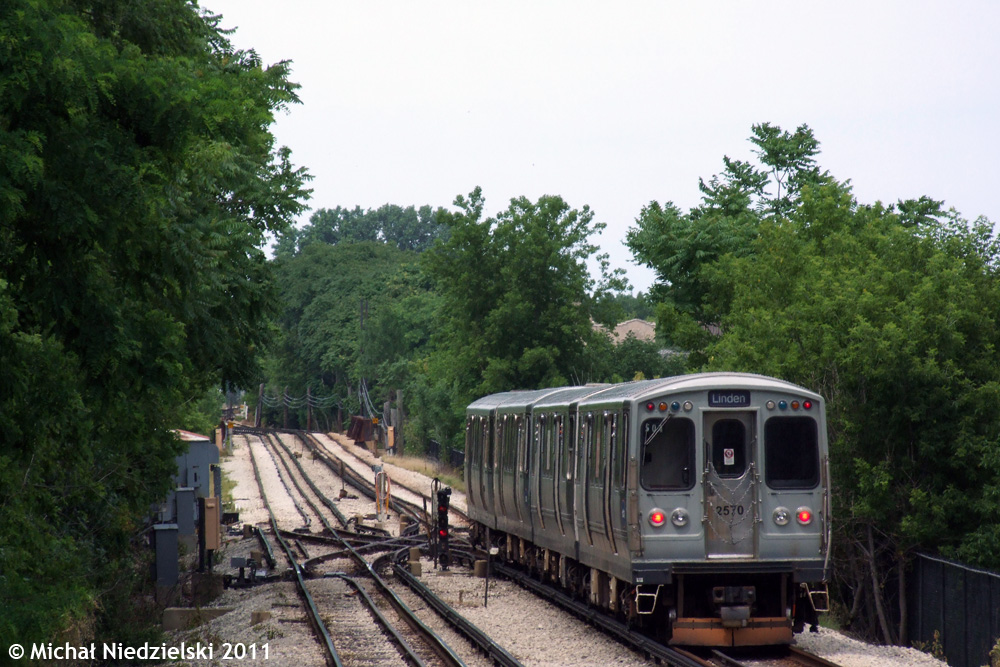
[557,415,568,481]
[711,419,747,478]
[764,417,819,489]
[640,417,695,490]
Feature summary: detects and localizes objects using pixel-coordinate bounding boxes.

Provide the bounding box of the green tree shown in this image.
[632,133,1000,642]
[265,241,429,426]
[0,0,308,644]
[627,124,1000,644]
[275,203,446,257]
[706,184,1000,643]
[627,123,828,346]
[421,188,627,447]
[609,333,686,382]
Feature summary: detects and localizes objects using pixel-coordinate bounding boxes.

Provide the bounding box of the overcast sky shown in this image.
[204,1,1000,293]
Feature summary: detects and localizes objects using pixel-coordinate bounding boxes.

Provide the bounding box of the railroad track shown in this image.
[240,429,843,667]
[244,429,525,667]
[244,433,340,666]
[487,556,844,667]
[673,645,843,667]
[254,431,468,667]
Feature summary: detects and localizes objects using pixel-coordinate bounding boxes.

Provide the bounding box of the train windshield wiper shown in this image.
[643,411,674,447]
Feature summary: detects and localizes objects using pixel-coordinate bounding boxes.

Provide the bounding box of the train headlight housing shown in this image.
[649,509,666,527]
[796,507,813,525]
[670,508,690,528]
[773,507,791,526]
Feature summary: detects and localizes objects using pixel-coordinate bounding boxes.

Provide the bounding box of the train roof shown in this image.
[467,387,570,412]
[576,372,820,406]
[467,373,820,414]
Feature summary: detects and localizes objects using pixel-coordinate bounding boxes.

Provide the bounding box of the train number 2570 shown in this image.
[715,504,745,517]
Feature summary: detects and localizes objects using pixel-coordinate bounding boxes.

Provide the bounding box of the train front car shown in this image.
[616,373,831,646]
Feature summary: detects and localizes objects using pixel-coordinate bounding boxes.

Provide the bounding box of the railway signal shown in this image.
[436,487,452,569]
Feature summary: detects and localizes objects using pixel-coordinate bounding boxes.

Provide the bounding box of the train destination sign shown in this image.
[708,390,751,408]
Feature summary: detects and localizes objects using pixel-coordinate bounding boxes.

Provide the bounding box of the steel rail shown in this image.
[295,431,426,526]
[254,526,277,570]
[257,432,314,530]
[329,573,430,667]
[389,549,525,667]
[258,432,466,667]
[787,645,845,667]
[305,430,474,524]
[260,431,332,532]
[489,560,706,667]
[245,433,342,667]
[267,431,351,528]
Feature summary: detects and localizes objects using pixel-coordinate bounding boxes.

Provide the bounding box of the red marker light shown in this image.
[646,402,655,411]
[803,400,813,410]
[797,509,813,525]
[649,510,666,527]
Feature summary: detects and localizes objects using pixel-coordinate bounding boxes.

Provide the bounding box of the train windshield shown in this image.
[640,417,695,490]
[764,416,820,489]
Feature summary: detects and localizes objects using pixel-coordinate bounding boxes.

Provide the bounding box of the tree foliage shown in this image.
[274,203,446,257]
[264,241,432,425]
[628,123,829,338]
[0,0,308,644]
[417,188,628,447]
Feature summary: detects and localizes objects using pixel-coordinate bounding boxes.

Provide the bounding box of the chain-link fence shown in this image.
[908,552,1000,667]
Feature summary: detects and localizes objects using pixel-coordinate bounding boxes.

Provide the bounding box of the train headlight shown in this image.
[670,508,690,528]
[796,507,813,525]
[773,507,790,526]
[649,509,666,527]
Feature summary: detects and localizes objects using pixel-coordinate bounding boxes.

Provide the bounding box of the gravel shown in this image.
[794,627,945,667]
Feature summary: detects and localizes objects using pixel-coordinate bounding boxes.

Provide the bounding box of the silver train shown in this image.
[464,372,830,646]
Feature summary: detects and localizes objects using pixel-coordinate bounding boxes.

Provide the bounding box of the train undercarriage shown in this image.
[473,525,826,647]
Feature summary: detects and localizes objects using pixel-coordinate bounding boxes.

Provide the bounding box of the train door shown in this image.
[703,411,758,559]
[553,414,568,536]
[533,415,545,529]
[484,414,496,512]
[466,417,479,510]
[608,409,628,551]
[601,411,620,554]
[579,412,595,547]
[517,413,530,524]
[584,412,614,551]
[566,413,579,544]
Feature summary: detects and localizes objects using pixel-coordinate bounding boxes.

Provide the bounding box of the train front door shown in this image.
[703,411,757,559]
